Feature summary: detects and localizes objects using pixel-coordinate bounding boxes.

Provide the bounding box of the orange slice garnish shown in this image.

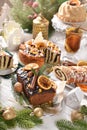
[36,42,47,49]
[24,63,39,71]
[37,75,52,90]
[77,83,87,92]
[77,60,87,66]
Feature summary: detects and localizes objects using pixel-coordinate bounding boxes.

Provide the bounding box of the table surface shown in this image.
[0,31,87,130]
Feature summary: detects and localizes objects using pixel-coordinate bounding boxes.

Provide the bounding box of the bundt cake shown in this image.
[17,63,57,106]
[58,0,87,22]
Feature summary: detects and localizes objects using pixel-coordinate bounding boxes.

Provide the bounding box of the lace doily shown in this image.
[51,14,87,32]
[51,15,71,32]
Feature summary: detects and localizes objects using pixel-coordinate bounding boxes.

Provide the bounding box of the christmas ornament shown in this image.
[33,107,44,117]
[2,107,16,120]
[71,110,84,121]
[14,82,23,93]
[0,106,43,130]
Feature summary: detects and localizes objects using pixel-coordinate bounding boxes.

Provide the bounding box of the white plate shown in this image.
[0,53,18,75]
[0,67,17,75]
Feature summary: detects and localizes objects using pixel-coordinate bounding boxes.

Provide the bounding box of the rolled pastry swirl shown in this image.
[53,66,87,84]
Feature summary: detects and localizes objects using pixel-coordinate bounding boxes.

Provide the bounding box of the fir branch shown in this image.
[29,115,43,125]
[56,120,76,130]
[0,111,16,129]
[0,108,42,130]
[17,119,35,128]
[9,0,66,30]
[73,120,87,129]
[80,105,87,115]
[31,68,38,76]
[4,119,16,129]
[31,63,53,76]
[16,109,43,128]
[38,63,51,76]
[56,119,87,130]
[0,122,7,130]
[16,108,32,118]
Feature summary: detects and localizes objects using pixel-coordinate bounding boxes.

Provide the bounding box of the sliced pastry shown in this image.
[18,33,61,67]
[0,50,13,70]
[53,66,87,84]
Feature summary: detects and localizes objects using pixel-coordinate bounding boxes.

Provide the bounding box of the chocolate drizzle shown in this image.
[17,67,55,97]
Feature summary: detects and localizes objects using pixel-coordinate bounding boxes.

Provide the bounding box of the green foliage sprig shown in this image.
[0,122,7,130]
[0,108,43,130]
[80,105,87,115]
[9,0,66,31]
[56,105,87,130]
[56,119,87,130]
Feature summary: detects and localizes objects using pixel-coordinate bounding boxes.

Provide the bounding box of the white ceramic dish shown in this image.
[0,67,17,75]
[0,53,18,75]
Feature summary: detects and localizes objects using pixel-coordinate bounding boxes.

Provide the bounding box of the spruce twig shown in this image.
[56,119,87,130]
[0,108,43,130]
[16,109,43,128]
[80,105,87,115]
[73,120,87,129]
[0,122,7,130]
[4,119,16,129]
[56,120,76,130]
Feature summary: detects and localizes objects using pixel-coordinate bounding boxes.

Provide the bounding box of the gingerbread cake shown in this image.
[17,63,57,106]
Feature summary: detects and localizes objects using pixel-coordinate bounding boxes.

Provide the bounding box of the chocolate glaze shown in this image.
[17,68,55,96]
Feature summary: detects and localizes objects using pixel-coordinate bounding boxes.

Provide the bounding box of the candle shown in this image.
[32,14,49,40]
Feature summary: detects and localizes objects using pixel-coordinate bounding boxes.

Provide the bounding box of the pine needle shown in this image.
[73,120,87,130]
[0,108,42,130]
[38,64,48,76]
[4,119,16,129]
[17,119,35,128]
[0,111,16,129]
[80,105,87,115]
[0,122,7,130]
[16,109,43,128]
[56,119,87,130]
[56,120,76,130]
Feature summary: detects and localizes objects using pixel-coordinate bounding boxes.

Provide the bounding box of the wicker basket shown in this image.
[32,16,49,40]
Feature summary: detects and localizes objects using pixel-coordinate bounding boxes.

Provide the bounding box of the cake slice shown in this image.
[0,50,13,70]
[18,34,61,66]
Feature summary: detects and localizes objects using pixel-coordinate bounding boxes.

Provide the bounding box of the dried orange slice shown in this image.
[24,63,39,71]
[77,60,87,66]
[77,83,87,92]
[37,75,52,90]
[36,42,47,49]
